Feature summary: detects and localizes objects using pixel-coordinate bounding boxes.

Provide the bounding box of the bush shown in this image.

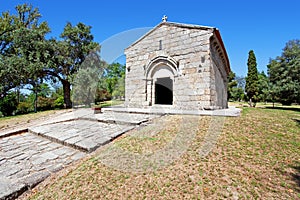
[37,96,54,111]
[0,92,18,116]
[54,96,65,109]
[16,102,33,114]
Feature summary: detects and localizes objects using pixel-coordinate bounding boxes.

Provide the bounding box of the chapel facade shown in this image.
[124,20,230,110]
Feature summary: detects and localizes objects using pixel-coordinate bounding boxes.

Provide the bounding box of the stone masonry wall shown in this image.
[209,36,228,109]
[125,22,228,110]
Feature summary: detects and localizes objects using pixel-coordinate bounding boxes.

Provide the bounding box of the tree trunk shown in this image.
[62,80,72,108]
[34,88,38,113]
[249,98,252,107]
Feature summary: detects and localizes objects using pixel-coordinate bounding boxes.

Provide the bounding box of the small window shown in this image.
[159,40,162,50]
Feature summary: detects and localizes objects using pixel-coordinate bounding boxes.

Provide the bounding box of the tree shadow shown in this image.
[291,164,300,191]
[265,106,300,112]
[293,118,300,127]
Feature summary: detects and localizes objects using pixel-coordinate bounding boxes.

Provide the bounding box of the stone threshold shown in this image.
[103,106,241,117]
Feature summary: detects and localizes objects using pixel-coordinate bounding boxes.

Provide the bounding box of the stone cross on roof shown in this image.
[162,15,168,22]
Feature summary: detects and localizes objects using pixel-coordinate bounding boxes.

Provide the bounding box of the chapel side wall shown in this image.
[209,38,228,109]
[125,24,215,110]
[124,52,147,108]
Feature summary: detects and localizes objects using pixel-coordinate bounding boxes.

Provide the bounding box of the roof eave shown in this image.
[213,28,231,74]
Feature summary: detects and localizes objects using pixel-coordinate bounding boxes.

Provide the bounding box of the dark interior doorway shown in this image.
[155,77,173,105]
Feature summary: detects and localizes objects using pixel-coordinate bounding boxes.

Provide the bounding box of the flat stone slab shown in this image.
[29,120,135,152]
[0,132,85,200]
[85,112,160,125]
[103,106,241,117]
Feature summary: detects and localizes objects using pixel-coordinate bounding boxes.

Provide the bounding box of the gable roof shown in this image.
[125,21,230,73]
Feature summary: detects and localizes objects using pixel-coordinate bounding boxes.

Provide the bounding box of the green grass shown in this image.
[24,107,300,199]
[98,100,124,108]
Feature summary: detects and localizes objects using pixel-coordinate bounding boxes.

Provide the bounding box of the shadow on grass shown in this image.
[265,106,300,112]
[291,164,300,191]
[293,119,300,127]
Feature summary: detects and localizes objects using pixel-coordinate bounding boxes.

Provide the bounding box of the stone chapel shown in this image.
[124,18,230,110]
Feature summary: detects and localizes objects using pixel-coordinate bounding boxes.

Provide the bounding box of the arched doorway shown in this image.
[145,56,178,106]
[155,77,173,105]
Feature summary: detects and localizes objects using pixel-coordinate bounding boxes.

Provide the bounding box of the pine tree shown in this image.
[245,50,259,107]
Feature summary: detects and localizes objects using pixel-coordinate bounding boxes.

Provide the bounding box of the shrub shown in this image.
[16,102,33,114]
[54,96,65,109]
[0,92,18,116]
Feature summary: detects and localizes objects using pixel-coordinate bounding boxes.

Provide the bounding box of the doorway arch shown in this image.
[145,56,178,106]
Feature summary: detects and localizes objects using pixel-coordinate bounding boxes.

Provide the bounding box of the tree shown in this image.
[245,50,259,107]
[257,71,269,102]
[112,74,125,99]
[105,63,125,95]
[0,4,50,99]
[267,40,300,105]
[227,71,246,102]
[72,51,105,106]
[227,71,238,100]
[45,22,100,108]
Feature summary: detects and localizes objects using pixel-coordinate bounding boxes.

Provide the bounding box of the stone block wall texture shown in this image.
[124,22,230,110]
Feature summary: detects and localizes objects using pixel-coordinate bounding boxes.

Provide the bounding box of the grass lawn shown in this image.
[99,100,124,108]
[25,106,300,199]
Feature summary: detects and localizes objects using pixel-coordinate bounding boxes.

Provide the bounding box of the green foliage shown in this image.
[227,71,245,101]
[37,83,52,98]
[231,87,245,101]
[268,40,300,105]
[112,74,125,98]
[54,96,64,109]
[0,92,18,116]
[227,71,238,100]
[105,63,125,95]
[0,4,51,99]
[257,71,270,102]
[46,22,100,108]
[72,51,105,106]
[17,101,33,114]
[245,50,259,106]
[37,96,54,111]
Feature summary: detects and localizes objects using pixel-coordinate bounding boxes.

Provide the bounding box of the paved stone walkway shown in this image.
[0,132,85,200]
[0,109,160,200]
[29,120,135,152]
[103,105,241,117]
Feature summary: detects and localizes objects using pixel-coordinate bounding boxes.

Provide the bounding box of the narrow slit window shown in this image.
[159,40,162,50]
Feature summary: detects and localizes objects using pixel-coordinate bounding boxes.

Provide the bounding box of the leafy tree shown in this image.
[231,87,245,101]
[227,71,238,100]
[45,22,100,108]
[245,50,259,107]
[112,74,125,99]
[105,63,125,95]
[72,51,105,106]
[267,40,300,105]
[257,71,269,102]
[0,4,50,99]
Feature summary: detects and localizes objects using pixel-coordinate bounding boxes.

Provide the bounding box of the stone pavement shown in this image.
[0,109,160,200]
[29,120,135,152]
[0,132,85,200]
[103,105,241,117]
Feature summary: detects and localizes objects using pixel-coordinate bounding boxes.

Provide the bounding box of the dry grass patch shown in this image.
[0,109,70,131]
[26,108,300,199]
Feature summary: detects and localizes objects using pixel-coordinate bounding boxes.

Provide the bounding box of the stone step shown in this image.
[28,120,135,153]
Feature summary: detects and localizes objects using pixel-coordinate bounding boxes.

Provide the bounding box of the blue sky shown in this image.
[1,0,300,76]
